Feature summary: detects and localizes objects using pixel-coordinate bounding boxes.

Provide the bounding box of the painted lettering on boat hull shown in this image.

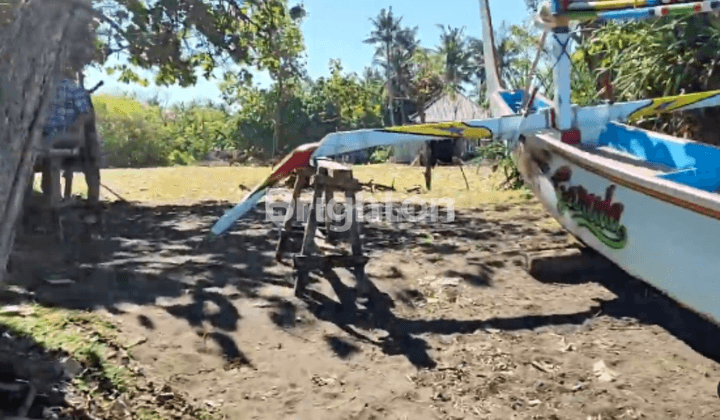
[550,166,628,249]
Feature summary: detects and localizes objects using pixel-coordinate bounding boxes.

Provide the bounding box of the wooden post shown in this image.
[424,141,433,190]
[323,184,334,243]
[345,188,369,296]
[83,96,101,206]
[452,157,470,190]
[275,169,307,262]
[63,170,73,199]
[294,168,323,296]
[49,157,62,209]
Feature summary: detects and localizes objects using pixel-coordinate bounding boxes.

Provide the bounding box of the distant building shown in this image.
[392,91,489,164]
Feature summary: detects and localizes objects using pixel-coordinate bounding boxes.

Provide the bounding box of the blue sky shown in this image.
[84,0,530,106]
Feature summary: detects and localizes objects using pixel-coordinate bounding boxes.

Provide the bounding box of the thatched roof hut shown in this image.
[393,91,489,163]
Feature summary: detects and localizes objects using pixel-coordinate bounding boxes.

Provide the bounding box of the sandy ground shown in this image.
[9,186,720,419]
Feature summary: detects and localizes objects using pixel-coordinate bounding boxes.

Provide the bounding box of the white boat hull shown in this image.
[475,0,720,326]
[514,130,720,325]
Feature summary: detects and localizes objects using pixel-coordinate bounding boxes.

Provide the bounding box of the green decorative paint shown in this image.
[550,166,628,250]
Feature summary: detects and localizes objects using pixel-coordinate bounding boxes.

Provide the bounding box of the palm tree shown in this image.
[387,26,420,124]
[364,7,417,126]
[436,24,474,95]
[466,36,488,103]
[361,66,384,86]
[409,47,444,122]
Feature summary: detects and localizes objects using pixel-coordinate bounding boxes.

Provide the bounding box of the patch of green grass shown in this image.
[197,410,224,420]
[135,408,164,420]
[421,232,434,246]
[0,304,131,391]
[64,163,536,207]
[0,304,226,420]
[135,407,221,420]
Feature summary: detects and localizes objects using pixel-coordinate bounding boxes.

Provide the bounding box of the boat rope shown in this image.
[548,33,572,74]
[521,28,550,110]
[512,28,548,147]
[508,85,540,149]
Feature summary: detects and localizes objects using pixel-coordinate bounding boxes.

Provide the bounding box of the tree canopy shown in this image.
[82,0,306,88]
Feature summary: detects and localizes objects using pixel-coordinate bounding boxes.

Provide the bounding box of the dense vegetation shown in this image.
[92,2,539,169]
[94,58,388,167]
[90,0,720,188]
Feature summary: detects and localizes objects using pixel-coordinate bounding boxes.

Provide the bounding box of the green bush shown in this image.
[90,64,387,168]
[168,149,195,165]
[97,113,173,168]
[471,141,525,190]
[369,146,393,163]
[93,94,236,168]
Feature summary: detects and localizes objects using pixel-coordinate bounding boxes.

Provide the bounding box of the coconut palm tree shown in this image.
[364,7,418,126]
[436,24,474,95]
[408,47,444,123]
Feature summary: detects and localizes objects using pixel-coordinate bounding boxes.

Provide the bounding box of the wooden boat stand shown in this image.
[275,159,370,298]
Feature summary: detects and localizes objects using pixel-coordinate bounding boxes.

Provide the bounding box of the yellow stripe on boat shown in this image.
[573,0,648,10]
[628,89,720,121]
[382,121,492,139]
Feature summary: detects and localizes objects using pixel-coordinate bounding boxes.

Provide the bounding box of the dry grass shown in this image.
[47,163,537,208]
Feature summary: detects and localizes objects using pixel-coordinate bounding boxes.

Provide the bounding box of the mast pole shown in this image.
[478,0,504,100]
[547,0,579,143]
[552,26,572,129]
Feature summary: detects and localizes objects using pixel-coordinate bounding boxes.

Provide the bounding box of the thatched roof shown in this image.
[410,90,489,123]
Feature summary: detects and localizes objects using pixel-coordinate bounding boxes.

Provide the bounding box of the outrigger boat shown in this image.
[209,0,720,324]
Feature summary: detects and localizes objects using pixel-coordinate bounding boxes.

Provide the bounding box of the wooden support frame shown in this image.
[274,166,313,262]
[274,159,369,299]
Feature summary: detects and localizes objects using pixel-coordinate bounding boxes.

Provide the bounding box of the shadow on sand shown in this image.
[6,198,720,371]
[281,247,720,369]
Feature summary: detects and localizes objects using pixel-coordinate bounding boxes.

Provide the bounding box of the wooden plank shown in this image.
[275,170,307,262]
[317,159,351,173]
[300,180,323,256]
[310,174,362,192]
[293,254,370,271]
[323,185,334,243]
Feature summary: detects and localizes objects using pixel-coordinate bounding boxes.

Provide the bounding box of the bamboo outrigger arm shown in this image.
[312,89,720,155]
[207,87,720,238]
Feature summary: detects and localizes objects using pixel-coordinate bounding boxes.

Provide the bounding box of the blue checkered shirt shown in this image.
[43,79,92,141]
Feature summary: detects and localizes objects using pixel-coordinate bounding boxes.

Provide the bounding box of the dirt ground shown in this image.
[7,183,720,419]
